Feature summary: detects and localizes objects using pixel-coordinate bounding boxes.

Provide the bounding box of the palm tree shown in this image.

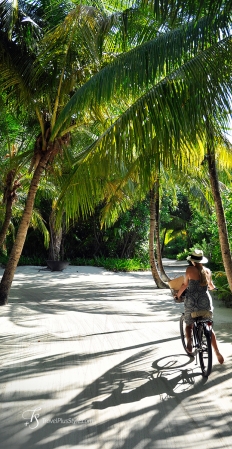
[151,0,232,291]
[149,184,168,287]
[0,0,232,304]
[0,167,21,249]
[54,3,232,217]
[0,103,40,249]
[53,2,230,290]
[151,178,171,282]
[0,0,120,303]
[206,135,232,291]
[56,40,231,288]
[0,0,156,299]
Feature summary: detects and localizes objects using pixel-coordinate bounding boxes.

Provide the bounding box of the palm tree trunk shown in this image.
[0,169,21,249]
[0,151,51,305]
[48,210,63,261]
[149,187,168,288]
[0,198,13,248]
[153,179,170,282]
[207,146,232,292]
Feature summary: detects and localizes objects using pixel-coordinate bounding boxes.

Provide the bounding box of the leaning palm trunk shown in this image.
[207,146,232,292]
[0,151,52,305]
[153,180,170,282]
[149,187,168,288]
[0,199,13,249]
[0,170,21,248]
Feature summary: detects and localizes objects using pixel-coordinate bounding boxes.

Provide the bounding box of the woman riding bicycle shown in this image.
[175,249,224,364]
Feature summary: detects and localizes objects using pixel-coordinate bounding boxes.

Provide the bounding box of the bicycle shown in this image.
[179,310,213,377]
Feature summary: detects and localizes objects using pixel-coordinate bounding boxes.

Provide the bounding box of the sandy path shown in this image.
[0,262,231,449]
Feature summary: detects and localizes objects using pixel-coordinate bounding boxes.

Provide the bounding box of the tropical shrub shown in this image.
[70,256,149,272]
[64,200,150,260]
[207,191,232,267]
[177,239,209,261]
[213,271,232,307]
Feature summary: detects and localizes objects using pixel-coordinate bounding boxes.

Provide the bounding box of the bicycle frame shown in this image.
[180,313,213,377]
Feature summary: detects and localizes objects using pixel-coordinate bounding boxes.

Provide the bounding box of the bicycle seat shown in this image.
[191,310,212,319]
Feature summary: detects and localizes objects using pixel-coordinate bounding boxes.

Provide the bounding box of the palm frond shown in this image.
[215,135,232,170]
[151,0,232,24]
[52,13,232,138]
[56,49,232,224]
[69,38,232,169]
[30,208,50,248]
[0,0,19,39]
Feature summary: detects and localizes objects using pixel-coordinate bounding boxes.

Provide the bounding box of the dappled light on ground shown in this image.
[0,263,232,449]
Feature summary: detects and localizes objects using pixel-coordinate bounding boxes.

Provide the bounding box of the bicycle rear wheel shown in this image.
[198,325,212,377]
[180,314,189,355]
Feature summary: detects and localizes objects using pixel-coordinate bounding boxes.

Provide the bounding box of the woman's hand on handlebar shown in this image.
[173,294,180,303]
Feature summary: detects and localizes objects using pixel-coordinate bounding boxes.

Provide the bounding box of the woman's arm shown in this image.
[206,268,216,290]
[176,272,189,298]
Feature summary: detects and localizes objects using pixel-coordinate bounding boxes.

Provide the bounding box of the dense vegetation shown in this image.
[0,188,231,269]
[0,0,232,305]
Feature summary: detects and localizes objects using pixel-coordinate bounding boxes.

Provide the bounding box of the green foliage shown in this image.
[0,0,232,304]
[18,255,47,266]
[186,209,212,247]
[0,253,46,266]
[65,199,150,260]
[213,271,232,307]
[160,191,192,257]
[0,252,149,271]
[174,187,232,267]
[207,190,232,267]
[70,257,150,272]
[164,235,189,259]
[176,249,189,261]
[0,252,8,266]
[176,239,209,261]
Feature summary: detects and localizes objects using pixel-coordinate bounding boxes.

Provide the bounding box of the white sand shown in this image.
[0,262,231,449]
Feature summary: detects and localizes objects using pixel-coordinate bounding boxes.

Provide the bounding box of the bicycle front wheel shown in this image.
[198,325,212,377]
[180,314,189,355]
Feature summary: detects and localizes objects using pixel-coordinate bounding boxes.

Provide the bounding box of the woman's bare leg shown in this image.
[211,330,224,364]
[185,325,194,354]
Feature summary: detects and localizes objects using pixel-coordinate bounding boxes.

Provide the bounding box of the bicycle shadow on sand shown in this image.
[92,352,207,410]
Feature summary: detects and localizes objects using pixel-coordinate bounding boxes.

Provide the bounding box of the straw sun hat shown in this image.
[186,249,208,264]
